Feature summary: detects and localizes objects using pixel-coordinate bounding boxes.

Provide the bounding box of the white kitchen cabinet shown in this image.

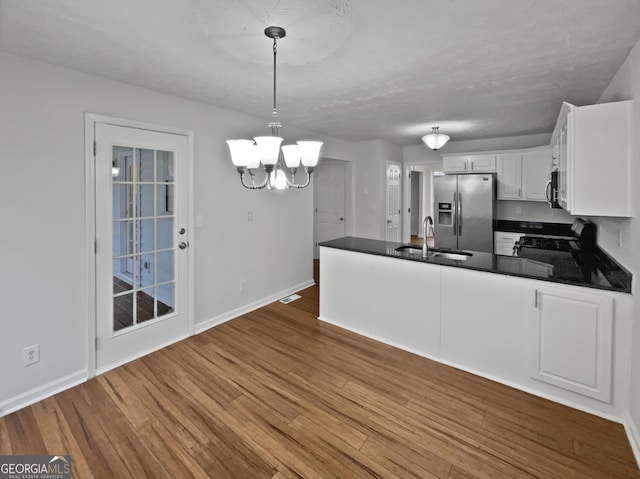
[442,154,496,173]
[440,267,531,382]
[319,247,441,358]
[319,247,372,335]
[369,256,441,357]
[522,149,553,201]
[496,154,522,200]
[551,100,631,217]
[494,231,521,256]
[442,156,468,173]
[530,285,613,402]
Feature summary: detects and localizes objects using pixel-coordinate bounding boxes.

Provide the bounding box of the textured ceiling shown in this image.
[2,0,640,145]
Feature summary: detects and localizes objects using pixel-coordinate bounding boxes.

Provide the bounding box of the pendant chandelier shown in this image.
[226,26,323,190]
[422,126,450,151]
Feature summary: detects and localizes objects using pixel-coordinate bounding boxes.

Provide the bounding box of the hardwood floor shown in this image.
[1,262,638,478]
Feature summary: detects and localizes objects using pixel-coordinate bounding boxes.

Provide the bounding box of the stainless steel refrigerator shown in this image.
[433,173,496,253]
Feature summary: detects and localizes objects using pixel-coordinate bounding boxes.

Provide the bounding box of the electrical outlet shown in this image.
[240,279,247,292]
[23,344,40,366]
[247,211,253,222]
[618,229,623,248]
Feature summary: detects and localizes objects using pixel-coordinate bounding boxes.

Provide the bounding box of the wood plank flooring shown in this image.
[1,262,639,478]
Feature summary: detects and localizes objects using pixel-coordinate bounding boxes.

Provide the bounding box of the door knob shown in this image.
[340,217,344,221]
[179,242,189,250]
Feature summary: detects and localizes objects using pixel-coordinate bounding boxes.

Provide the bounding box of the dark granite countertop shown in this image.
[319,236,632,294]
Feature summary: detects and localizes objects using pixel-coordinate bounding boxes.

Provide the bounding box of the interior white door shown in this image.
[315,163,346,256]
[386,163,401,242]
[95,123,190,372]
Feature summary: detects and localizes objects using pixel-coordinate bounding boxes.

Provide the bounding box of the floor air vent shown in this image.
[279,294,301,304]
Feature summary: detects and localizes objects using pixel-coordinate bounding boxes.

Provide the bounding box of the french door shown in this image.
[93,121,190,373]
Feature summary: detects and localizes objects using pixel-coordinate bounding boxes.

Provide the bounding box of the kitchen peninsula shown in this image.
[319,236,632,419]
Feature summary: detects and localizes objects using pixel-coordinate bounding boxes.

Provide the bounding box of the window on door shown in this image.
[111,146,176,332]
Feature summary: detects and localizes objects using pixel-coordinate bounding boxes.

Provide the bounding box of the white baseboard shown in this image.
[0,369,88,418]
[623,412,640,469]
[195,280,315,334]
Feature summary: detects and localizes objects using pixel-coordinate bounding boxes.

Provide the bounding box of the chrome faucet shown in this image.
[422,215,434,258]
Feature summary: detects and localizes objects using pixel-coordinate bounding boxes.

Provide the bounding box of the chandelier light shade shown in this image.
[422,126,450,151]
[226,26,323,189]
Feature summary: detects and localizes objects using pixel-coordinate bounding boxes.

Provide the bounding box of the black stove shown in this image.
[517,236,581,253]
[514,218,597,282]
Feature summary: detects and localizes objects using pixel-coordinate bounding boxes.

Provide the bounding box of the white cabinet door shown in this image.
[370,257,441,357]
[530,286,613,402]
[497,154,522,200]
[523,149,552,201]
[469,155,496,172]
[319,247,372,335]
[442,156,468,173]
[551,100,631,216]
[440,267,530,381]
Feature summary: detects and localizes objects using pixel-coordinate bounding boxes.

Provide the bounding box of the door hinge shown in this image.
[93,140,97,156]
[94,240,98,254]
[95,337,99,350]
[315,207,318,213]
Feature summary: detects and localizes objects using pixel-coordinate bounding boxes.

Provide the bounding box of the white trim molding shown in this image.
[0,370,88,418]
[624,412,640,469]
[196,280,315,334]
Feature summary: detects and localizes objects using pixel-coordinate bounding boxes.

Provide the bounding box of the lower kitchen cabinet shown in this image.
[319,247,441,357]
[319,247,373,335]
[369,256,441,357]
[530,285,613,402]
[440,267,531,381]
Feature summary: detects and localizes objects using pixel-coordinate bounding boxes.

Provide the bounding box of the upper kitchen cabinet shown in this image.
[495,147,553,201]
[522,149,553,201]
[442,154,496,173]
[551,101,632,217]
[496,153,522,200]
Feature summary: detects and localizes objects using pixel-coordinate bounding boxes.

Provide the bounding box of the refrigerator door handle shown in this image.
[458,192,462,236]
[452,192,457,236]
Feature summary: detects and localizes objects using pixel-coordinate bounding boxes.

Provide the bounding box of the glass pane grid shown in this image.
[112,147,176,333]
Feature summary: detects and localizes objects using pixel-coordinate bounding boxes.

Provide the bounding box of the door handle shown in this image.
[545,180,551,203]
[387,220,392,224]
[340,217,344,221]
[179,241,189,250]
[458,192,462,236]
[452,192,457,235]
[179,228,186,235]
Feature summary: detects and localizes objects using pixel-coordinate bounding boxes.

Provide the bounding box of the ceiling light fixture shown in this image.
[422,126,450,151]
[226,26,323,190]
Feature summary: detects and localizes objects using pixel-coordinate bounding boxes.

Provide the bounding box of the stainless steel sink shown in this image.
[395,245,423,254]
[431,251,471,261]
[395,245,472,261]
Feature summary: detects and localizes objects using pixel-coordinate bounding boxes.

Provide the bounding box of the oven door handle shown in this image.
[545,180,552,204]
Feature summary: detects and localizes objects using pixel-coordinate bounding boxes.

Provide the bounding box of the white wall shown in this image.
[592,37,640,450]
[0,51,353,410]
[351,139,402,240]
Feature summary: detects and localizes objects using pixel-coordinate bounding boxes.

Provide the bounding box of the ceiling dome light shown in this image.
[422,126,450,151]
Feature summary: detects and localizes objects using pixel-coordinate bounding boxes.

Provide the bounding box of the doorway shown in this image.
[314,162,346,258]
[86,114,194,374]
[410,171,423,243]
[386,163,402,243]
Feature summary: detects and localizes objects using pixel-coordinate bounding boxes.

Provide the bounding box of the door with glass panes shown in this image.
[95,123,189,372]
